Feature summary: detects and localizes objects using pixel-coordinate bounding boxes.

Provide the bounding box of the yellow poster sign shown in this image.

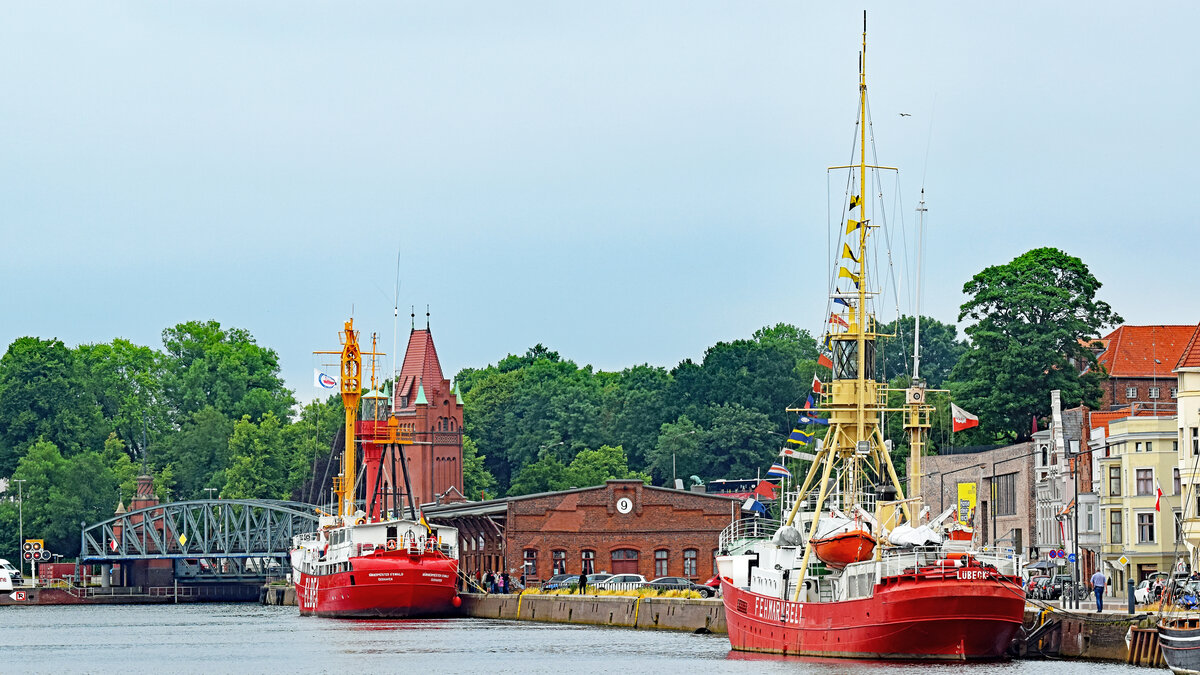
[957,482,977,527]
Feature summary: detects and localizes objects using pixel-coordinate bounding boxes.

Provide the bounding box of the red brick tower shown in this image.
[390,326,464,508]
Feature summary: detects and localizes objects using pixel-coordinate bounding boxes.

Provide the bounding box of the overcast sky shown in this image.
[3,3,1196,400]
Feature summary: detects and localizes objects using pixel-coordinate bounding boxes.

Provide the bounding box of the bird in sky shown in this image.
[898,112,911,117]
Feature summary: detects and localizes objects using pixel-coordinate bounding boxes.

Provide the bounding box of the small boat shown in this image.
[810,518,877,569]
[1159,616,1200,674]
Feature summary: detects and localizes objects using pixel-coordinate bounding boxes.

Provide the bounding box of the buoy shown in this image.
[451,596,462,608]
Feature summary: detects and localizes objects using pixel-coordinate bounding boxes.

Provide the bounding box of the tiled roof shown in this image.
[1096,325,1195,378]
[392,329,445,411]
[1176,324,1200,371]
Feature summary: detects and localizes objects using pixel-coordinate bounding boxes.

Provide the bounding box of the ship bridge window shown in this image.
[833,339,875,381]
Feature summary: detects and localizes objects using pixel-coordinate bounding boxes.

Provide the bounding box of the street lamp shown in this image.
[13,479,25,584]
[204,488,218,501]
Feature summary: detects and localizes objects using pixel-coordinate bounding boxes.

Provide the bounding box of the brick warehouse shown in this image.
[425,480,740,584]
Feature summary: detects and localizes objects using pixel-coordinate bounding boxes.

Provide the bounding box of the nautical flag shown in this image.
[838,267,860,284]
[741,498,768,516]
[753,479,777,500]
[314,369,338,390]
[850,195,862,210]
[109,539,118,552]
[804,394,815,410]
[788,428,815,445]
[812,374,824,394]
[419,512,432,533]
[781,446,810,460]
[830,313,849,329]
[818,352,834,369]
[796,413,829,426]
[950,403,979,432]
[846,219,860,234]
[766,463,792,479]
[1156,480,1163,512]
[841,243,859,262]
[833,297,851,309]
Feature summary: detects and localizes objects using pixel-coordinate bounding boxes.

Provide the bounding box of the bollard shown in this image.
[1128,578,1135,615]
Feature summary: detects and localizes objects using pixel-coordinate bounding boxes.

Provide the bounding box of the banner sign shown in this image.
[957,482,977,527]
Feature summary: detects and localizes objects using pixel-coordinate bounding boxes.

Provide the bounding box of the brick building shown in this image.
[1093,325,1193,411]
[426,480,739,584]
[365,326,463,510]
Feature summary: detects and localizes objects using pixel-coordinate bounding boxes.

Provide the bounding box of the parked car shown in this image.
[1027,576,1052,600]
[594,573,646,590]
[704,574,721,589]
[0,559,23,586]
[1134,579,1154,604]
[585,573,613,585]
[1049,574,1088,601]
[643,576,715,598]
[540,574,579,591]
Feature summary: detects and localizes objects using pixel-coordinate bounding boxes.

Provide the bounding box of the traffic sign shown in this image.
[1048,550,1058,559]
[10,591,26,601]
[1067,553,1077,563]
[1118,555,1129,566]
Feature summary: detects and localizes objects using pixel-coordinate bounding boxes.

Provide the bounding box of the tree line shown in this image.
[0,246,1120,561]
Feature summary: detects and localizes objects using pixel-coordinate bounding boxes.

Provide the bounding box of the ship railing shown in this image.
[878,545,1021,577]
[719,518,781,554]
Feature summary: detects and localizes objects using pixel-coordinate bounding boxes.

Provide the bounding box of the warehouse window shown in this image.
[994,473,1017,516]
[523,549,538,579]
[655,550,669,578]
[552,550,567,575]
[581,550,595,575]
[683,549,698,577]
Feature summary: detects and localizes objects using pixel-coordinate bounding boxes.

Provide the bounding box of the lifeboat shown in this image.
[810,528,877,569]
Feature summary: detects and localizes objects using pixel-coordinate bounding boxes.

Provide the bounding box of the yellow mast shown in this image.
[316,320,362,519]
[783,13,929,599]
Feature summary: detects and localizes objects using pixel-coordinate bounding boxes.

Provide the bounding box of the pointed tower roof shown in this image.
[115,500,126,515]
[415,382,428,406]
[394,328,446,411]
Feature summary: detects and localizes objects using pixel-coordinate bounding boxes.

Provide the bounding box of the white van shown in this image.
[0,559,22,587]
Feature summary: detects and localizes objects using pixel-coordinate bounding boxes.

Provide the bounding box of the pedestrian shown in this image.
[1090,569,1107,612]
[484,571,495,594]
[577,571,588,595]
[499,572,508,594]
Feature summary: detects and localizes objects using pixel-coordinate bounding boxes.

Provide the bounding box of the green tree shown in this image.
[646,415,703,486]
[701,403,777,479]
[507,454,570,496]
[876,315,967,388]
[223,412,292,500]
[952,248,1121,441]
[76,338,168,458]
[461,435,497,501]
[152,407,234,500]
[564,444,649,487]
[0,337,107,475]
[160,320,295,423]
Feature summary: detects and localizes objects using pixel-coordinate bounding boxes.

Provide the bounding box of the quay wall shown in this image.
[1022,608,1158,663]
[459,593,726,634]
[260,585,296,606]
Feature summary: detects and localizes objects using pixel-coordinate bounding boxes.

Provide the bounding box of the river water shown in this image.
[1,604,1149,674]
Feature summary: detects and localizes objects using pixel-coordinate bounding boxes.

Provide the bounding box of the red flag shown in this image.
[1156,481,1163,512]
[753,479,777,500]
[951,403,979,432]
[812,374,823,395]
[817,352,833,369]
[829,313,849,329]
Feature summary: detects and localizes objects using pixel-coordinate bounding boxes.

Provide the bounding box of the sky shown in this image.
[3,2,1197,401]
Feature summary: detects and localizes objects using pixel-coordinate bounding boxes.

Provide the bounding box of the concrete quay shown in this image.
[459,592,726,634]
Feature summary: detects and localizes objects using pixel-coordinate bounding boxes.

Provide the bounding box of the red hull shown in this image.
[810,531,876,569]
[297,552,458,618]
[722,567,1025,660]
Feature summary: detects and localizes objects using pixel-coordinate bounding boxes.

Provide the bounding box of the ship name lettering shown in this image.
[957,569,989,581]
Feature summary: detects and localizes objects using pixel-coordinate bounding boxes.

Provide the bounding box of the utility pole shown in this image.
[13,479,25,583]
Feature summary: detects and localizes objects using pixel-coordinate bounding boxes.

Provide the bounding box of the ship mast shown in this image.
[781,13,926,598]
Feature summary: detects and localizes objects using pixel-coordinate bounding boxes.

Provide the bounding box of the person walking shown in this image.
[500,572,510,594]
[577,572,588,595]
[1090,570,1107,612]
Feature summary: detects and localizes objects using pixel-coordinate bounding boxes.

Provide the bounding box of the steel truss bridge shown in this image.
[80,499,320,583]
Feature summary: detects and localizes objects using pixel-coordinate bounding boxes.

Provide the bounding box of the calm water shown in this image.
[1,604,1148,674]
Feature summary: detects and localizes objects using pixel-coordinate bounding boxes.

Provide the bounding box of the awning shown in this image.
[1028,560,1057,571]
[1107,559,1125,571]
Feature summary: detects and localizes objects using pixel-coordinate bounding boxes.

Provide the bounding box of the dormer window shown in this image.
[400,396,409,408]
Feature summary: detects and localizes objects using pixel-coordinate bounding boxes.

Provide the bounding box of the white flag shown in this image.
[314,369,339,390]
[950,402,979,432]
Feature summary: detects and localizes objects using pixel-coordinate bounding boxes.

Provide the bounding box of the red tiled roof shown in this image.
[392,329,445,411]
[1176,324,1200,371]
[1096,325,1195,378]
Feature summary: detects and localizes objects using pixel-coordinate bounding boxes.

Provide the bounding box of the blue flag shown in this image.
[765,463,792,479]
[805,394,816,410]
[833,297,851,309]
[788,428,815,445]
[796,413,829,427]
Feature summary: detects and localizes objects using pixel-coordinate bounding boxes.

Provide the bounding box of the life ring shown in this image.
[355,518,365,526]
[386,540,397,551]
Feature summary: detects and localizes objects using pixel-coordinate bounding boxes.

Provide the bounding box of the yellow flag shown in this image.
[178,533,187,546]
[838,267,860,283]
[845,219,859,235]
[841,243,858,262]
[850,195,861,210]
